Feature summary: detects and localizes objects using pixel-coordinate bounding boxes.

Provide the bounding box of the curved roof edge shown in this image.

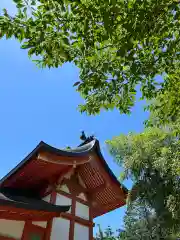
[0,187,71,213]
[0,139,128,194]
[93,140,128,195]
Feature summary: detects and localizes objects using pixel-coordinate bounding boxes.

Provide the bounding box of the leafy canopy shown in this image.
[95,225,123,240]
[95,225,117,240]
[0,0,180,114]
[120,195,180,240]
[121,202,168,239]
[105,69,180,239]
[95,205,180,240]
[146,69,180,128]
[107,124,180,236]
[95,215,180,240]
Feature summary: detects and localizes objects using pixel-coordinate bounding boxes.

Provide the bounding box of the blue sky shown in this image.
[0,0,148,236]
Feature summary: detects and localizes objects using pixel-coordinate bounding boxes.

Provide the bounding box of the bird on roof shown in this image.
[80,131,87,141]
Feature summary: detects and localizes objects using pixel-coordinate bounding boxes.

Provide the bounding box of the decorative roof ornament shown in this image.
[80,131,87,141]
[80,131,95,146]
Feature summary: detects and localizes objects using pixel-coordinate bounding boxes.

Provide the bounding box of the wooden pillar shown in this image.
[44,192,57,240]
[21,221,31,240]
[89,205,93,240]
[69,193,76,240]
[88,193,94,240]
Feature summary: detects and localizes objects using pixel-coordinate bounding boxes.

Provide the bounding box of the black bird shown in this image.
[80,131,87,141]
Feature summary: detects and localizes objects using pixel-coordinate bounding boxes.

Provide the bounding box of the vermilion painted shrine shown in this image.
[0,137,127,240]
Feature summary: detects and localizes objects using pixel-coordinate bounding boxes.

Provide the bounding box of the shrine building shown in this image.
[0,137,127,240]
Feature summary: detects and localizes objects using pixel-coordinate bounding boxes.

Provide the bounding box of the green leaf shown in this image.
[21,44,33,49]
[84,18,88,33]
[31,0,36,5]
[73,81,81,87]
[0,0,179,117]
[17,3,25,8]
[13,0,22,3]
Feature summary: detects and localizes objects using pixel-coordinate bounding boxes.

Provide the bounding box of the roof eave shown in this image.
[0,140,97,187]
[0,139,128,196]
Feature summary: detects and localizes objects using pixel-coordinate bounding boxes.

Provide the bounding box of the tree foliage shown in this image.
[0,0,180,114]
[105,65,180,238]
[146,69,180,128]
[95,217,180,240]
[120,200,180,240]
[107,123,180,237]
[95,225,117,240]
[95,225,124,240]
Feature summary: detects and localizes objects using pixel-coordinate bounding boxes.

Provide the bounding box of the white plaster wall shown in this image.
[50,217,70,240]
[74,223,89,240]
[0,219,25,239]
[43,194,51,203]
[32,221,47,228]
[75,201,89,220]
[55,193,72,213]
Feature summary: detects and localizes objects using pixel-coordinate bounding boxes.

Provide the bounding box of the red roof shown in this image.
[0,139,127,218]
[0,188,70,221]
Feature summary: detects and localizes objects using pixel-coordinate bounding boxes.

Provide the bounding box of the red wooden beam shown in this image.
[69,192,75,240]
[38,152,91,166]
[0,206,60,221]
[57,189,89,206]
[61,212,94,227]
[22,222,45,240]
[89,201,94,240]
[0,214,56,222]
[44,191,57,240]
